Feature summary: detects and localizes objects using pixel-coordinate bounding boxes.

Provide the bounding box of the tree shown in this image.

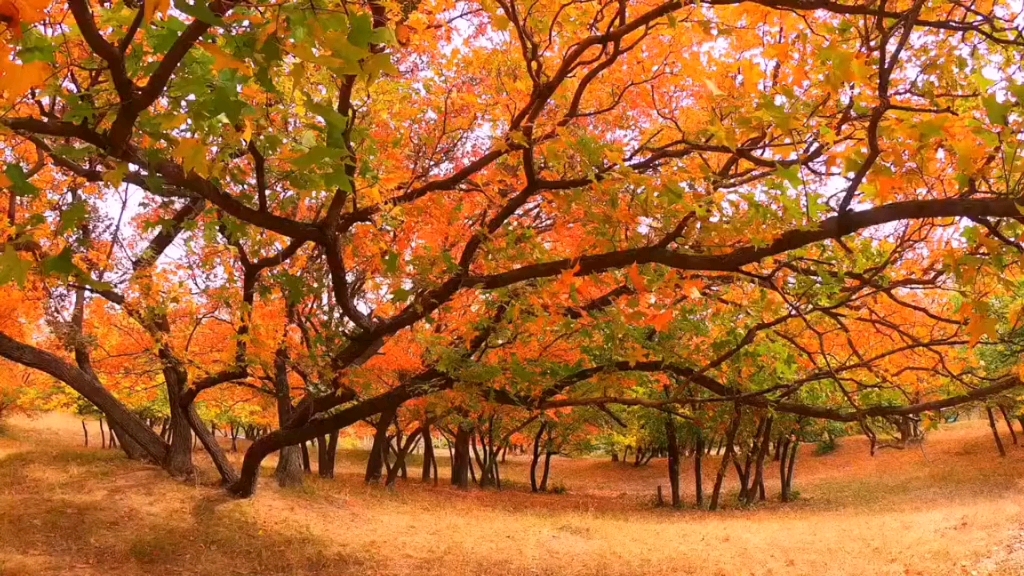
[1,0,1024,500]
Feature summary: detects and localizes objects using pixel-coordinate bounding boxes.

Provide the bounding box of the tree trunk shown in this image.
[999,406,1018,446]
[987,407,1007,457]
[186,403,238,484]
[385,428,421,488]
[783,440,800,502]
[99,418,107,449]
[163,366,195,478]
[365,409,395,484]
[317,434,329,478]
[323,430,339,479]
[0,333,168,463]
[530,422,546,492]
[451,425,471,490]
[665,416,681,508]
[421,422,435,483]
[82,420,89,447]
[539,452,554,492]
[694,433,705,508]
[275,445,304,488]
[779,438,791,502]
[230,424,239,452]
[111,423,148,460]
[272,344,304,488]
[747,415,773,505]
[710,406,742,511]
[301,442,311,472]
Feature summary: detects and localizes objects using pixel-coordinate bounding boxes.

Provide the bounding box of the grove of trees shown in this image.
[2,0,1024,509]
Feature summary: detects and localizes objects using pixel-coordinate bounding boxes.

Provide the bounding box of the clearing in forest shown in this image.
[1,413,1023,576]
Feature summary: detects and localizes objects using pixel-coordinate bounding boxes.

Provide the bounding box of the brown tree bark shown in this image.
[710,406,742,511]
[694,433,705,508]
[747,415,773,505]
[530,422,547,493]
[272,346,304,488]
[451,425,471,490]
[999,406,1018,445]
[987,407,1007,457]
[665,416,681,508]
[365,409,395,484]
[421,422,435,483]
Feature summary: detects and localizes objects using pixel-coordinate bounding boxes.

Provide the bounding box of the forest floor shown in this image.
[1,413,1024,576]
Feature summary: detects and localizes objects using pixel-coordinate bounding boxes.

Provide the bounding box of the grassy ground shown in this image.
[1,413,1023,575]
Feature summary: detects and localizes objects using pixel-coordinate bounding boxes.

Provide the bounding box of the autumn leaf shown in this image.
[967,312,998,348]
[650,310,673,332]
[681,280,703,299]
[142,0,170,26]
[0,0,49,29]
[173,138,209,176]
[626,264,646,292]
[200,42,251,74]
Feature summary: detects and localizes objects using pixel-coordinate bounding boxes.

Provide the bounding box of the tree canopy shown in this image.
[2,0,1024,497]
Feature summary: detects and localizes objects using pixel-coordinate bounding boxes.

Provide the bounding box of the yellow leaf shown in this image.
[200,42,251,74]
[173,138,208,177]
[0,61,51,103]
[704,78,725,97]
[363,186,382,205]
[967,313,998,348]
[0,0,49,28]
[240,120,253,144]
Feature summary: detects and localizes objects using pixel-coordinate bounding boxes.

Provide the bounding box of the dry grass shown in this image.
[1,413,1023,575]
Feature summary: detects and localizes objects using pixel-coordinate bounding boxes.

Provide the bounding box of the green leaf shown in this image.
[348,13,374,49]
[384,251,400,274]
[58,201,89,233]
[4,165,39,198]
[982,95,1011,127]
[363,53,399,77]
[41,248,76,277]
[392,287,412,303]
[775,164,802,189]
[173,0,224,26]
[0,246,31,287]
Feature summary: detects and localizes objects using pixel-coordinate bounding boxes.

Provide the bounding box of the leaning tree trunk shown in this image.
[665,416,682,508]
[987,407,1007,457]
[186,403,239,484]
[0,332,169,463]
[111,422,149,461]
[998,406,1018,446]
[385,428,422,488]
